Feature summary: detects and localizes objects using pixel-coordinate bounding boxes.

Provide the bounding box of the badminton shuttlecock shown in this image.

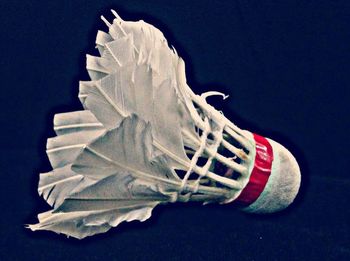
[29,11,301,239]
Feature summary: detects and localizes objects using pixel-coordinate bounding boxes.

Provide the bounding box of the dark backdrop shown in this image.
[1,1,349,260]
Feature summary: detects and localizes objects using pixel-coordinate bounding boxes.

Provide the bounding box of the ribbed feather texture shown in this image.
[29,12,204,238]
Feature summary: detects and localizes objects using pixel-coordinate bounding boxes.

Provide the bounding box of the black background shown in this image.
[1,0,349,260]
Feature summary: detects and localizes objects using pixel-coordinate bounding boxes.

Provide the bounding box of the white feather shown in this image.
[30,115,174,239]
[30,12,233,239]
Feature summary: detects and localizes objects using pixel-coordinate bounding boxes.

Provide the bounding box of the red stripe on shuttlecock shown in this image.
[234,133,274,206]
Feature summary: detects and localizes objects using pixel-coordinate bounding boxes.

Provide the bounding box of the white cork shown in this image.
[242,138,301,213]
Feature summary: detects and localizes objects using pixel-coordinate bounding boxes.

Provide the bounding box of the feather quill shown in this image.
[29,12,226,238]
[30,115,175,238]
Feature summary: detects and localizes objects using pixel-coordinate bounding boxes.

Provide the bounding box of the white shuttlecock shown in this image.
[29,11,301,239]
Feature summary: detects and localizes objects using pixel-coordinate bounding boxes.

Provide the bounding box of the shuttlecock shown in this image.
[29,11,301,239]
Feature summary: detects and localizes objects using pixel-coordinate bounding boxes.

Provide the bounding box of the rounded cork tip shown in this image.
[242,138,301,214]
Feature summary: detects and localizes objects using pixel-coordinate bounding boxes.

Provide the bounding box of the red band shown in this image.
[234,133,274,206]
